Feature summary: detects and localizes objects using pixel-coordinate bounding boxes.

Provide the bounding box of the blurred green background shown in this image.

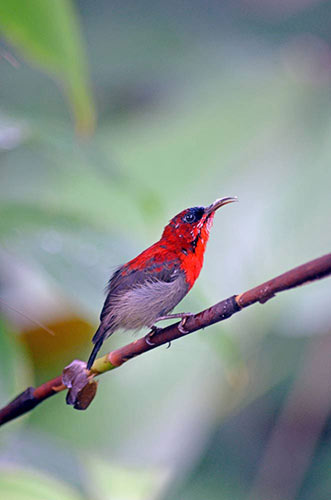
[0,1,330,499]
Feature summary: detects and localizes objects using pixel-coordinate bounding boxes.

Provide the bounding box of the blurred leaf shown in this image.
[0,318,32,402]
[0,202,90,237]
[0,0,95,135]
[0,428,88,492]
[85,456,168,500]
[20,315,92,379]
[0,466,83,500]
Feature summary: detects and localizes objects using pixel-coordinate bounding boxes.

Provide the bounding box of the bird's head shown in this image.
[162,197,238,253]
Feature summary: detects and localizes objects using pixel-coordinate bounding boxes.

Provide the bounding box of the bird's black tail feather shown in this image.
[86,338,104,370]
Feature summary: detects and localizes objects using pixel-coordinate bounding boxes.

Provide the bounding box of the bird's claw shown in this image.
[150,325,162,335]
[178,321,189,334]
[177,313,193,334]
[145,334,155,346]
[145,325,162,346]
[146,313,193,343]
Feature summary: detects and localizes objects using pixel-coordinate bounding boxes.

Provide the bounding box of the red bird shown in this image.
[87,196,237,369]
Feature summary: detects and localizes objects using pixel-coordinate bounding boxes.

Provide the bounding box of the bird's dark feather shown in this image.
[92,258,185,344]
[100,258,181,320]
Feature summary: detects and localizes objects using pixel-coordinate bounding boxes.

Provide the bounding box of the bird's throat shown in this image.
[179,231,210,289]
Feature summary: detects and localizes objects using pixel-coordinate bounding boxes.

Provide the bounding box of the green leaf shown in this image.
[0,0,95,135]
[0,202,91,237]
[0,318,32,403]
[0,466,83,500]
[85,456,168,500]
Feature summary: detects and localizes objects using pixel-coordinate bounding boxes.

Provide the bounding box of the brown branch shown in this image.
[0,253,330,426]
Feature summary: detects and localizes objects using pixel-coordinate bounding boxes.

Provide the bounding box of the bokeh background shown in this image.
[1,1,331,499]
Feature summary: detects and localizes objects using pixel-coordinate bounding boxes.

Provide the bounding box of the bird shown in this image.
[86,196,237,369]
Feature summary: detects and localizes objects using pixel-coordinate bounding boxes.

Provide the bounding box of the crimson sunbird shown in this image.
[87,197,237,369]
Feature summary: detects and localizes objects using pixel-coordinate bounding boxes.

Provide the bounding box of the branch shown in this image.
[0,254,330,426]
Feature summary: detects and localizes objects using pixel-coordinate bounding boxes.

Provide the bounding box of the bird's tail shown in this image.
[86,324,108,370]
[86,338,104,370]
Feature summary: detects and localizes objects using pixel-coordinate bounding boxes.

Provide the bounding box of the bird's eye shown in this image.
[183,213,196,223]
[181,207,204,224]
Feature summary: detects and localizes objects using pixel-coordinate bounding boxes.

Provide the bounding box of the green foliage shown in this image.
[0,467,83,500]
[0,0,95,134]
[84,457,167,500]
[0,319,32,402]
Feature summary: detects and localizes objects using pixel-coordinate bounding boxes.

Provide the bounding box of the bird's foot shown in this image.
[150,324,162,335]
[154,312,193,323]
[177,313,194,334]
[145,334,155,346]
[145,325,162,346]
[154,312,194,334]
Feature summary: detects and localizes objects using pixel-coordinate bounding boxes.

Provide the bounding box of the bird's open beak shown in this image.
[204,196,238,216]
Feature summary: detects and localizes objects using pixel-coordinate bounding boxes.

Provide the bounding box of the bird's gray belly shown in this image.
[110,274,189,331]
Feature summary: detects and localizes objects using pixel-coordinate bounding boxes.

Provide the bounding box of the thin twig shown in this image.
[0,254,330,426]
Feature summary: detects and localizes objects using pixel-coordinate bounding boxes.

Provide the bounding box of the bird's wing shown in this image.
[90,256,187,358]
[100,257,183,324]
